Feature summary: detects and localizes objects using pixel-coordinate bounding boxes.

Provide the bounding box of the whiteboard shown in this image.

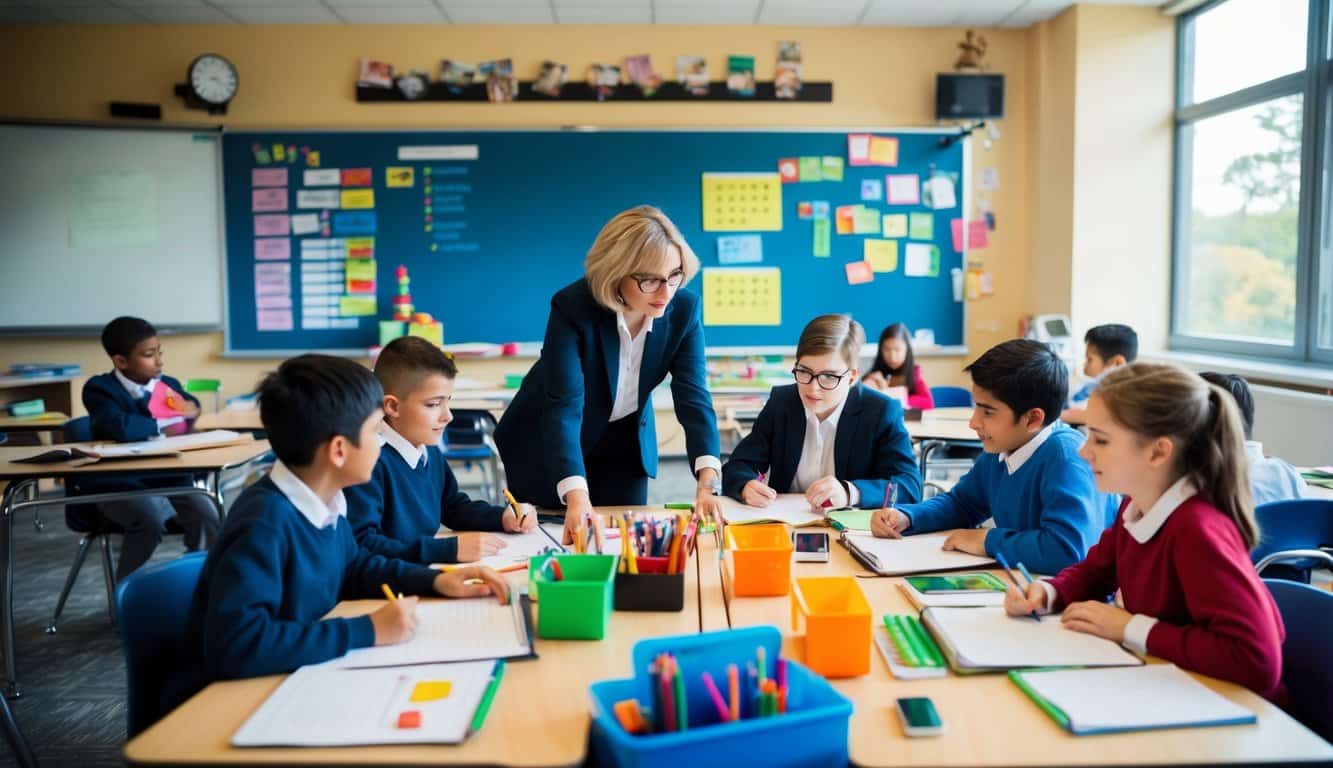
[0,123,224,331]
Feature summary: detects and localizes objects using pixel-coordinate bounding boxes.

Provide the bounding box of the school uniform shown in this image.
[1245,441,1307,507]
[345,424,506,564]
[721,384,922,507]
[495,279,720,508]
[866,365,935,410]
[77,371,219,579]
[167,461,441,711]
[1039,477,1286,702]
[897,422,1116,574]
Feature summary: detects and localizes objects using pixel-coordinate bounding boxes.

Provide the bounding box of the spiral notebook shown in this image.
[921,606,1142,672]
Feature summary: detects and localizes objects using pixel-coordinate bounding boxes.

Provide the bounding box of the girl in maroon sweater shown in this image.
[1005,362,1286,701]
[862,323,935,410]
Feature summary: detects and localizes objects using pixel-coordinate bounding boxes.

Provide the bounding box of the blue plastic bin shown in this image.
[589,626,852,768]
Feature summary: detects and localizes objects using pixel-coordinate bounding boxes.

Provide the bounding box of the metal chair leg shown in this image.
[0,693,37,768]
[46,534,94,634]
[99,535,117,627]
[26,484,40,533]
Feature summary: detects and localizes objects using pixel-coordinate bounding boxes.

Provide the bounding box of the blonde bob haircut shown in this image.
[584,205,701,310]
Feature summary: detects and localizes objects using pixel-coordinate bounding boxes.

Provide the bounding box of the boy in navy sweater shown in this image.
[346,337,537,565]
[871,340,1116,574]
[79,316,219,579]
[168,355,509,710]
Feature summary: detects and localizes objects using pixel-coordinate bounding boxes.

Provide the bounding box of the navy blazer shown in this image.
[721,383,922,508]
[494,279,719,505]
[83,372,199,443]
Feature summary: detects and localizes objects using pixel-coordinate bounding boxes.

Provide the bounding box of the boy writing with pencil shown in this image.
[346,336,537,566]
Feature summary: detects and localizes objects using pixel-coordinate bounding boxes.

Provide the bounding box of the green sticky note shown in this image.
[346,259,376,282]
[909,212,934,240]
[798,156,822,182]
[339,296,377,316]
[882,213,908,238]
[813,218,831,257]
[852,205,880,235]
[821,156,844,181]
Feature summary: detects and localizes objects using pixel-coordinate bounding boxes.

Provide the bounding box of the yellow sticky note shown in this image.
[341,189,375,209]
[882,214,908,238]
[386,166,415,188]
[410,680,452,702]
[339,296,377,316]
[701,173,783,232]
[864,239,899,273]
[346,258,376,282]
[868,136,898,166]
[306,150,321,168]
[702,267,781,326]
[271,143,286,162]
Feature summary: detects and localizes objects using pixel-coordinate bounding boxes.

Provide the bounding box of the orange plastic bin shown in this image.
[790,576,872,677]
[724,523,793,596]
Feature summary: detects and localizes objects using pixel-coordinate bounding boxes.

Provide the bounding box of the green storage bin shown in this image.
[528,554,617,640]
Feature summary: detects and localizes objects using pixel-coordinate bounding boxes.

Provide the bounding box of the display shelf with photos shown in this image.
[355,80,833,103]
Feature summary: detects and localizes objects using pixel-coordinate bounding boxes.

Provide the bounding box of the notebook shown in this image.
[438,525,565,572]
[827,508,874,532]
[840,532,996,575]
[13,429,251,465]
[338,596,535,669]
[921,606,1143,673]
[233,660,503,746]
[899,572,1008,608]
[1009,665,1256,734]
[718,494,827,527]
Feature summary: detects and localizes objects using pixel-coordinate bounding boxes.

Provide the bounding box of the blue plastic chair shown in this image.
[442,408,504,504]
[1250,498,1333,583]
[1264,573,1333,742]
[116,551,207,738]
[929,386,973,408]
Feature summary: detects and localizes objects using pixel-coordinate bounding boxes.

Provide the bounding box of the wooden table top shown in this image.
[0,437,271,481]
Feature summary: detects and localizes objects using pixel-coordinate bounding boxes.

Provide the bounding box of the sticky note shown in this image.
[253,214,290,237]
[339,296,377,316]
[341,167,372,187]
[811,201,830,219]
[345,237,375,259]
[821,156,844,181]
[845,260,874,285]
[868,136,899,166]
[797,201,814,220]
[813,218,830,257]
[251,168,287,188]
[291,213,320,235]
[304,168,340,186]
[909,212,934,240]
[386,166,415,188]
[701,267,781,326]
[882,214,908,238]
[847,134,871,166]
[345,258,377,287]
[886,174,920,205]
[341,189,375,209]
[396,710,421,729]
[410,681,453,702]
[702,173,782,232]
[860,179,883,201]
[256,310,293,331]
[905,243,940,277]
[852,206,880,235]
[306,150,321,167]
[297,190,340,209]
[717,234,763,265]
[798,156,821,182]
[864,239,899,272]
[254,237,291,261]
[251,188,287,213]
[951,219,990,252]
[778,158,799,183]
[835,205,856,235]
[332,211,377,236]
[271,144,286,162]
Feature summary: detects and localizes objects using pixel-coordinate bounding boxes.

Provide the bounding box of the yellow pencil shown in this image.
[503,488,526,525]
[380,583,397,602]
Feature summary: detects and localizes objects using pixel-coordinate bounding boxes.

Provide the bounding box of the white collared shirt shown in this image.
[269,459,347,530]
[999,422,1058,475]
[115,369,184,433]
[1244,440,1308,506]
[379,423,427,470]
[789,396,859,505]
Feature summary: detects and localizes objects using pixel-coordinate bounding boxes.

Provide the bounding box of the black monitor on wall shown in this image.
[936,74,1004,120]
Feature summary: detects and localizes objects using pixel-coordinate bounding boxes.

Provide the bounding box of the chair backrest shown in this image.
[61,416,103,531]
[445,408,499,447]
[929,386,973,408]
[1251,499,1333,581]
[116,551,207,738]
[1263,578,1333,742]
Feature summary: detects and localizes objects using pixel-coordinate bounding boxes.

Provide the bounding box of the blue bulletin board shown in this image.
[221,129,967,354]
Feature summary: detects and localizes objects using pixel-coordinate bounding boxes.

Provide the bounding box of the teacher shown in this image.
[494,205,723,542]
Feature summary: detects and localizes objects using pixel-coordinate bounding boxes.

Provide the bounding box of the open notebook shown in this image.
[718,494,827,527]
[233,660,503,746]
[338,597,535,669]
[1009,665,1256,734]
[922,606,1143,672]
[437,526,565,572]
[841,532,996,576]
[13,429,250,465]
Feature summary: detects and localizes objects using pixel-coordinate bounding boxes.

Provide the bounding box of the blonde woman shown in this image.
[494,206,722,543]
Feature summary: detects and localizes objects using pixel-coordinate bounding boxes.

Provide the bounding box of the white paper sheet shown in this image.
[924,606,1142,669]
[719,493,825,527]
[1015,665,1254,733]
[338,598,531,669]
[842,532,995,575]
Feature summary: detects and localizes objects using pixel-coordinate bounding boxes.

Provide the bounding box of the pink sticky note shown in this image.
[255,280,289,296]
[845,261,874,285]
[252,168,288,187]
[254,237,291,261]
[847,134,872,166]
[253,214,290,237]
[255,295,293,310]
[951,219,990,252]
[252,188,288,212]
[257,310,294,331]
[254,262,290,277]
[147,384,189,418]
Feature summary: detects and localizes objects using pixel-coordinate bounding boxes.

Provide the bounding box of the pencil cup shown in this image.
[614,557,685,612]
[588,626,852,768]
[528,554,616,640]
[790,577,872,678]
[724,524,793,596]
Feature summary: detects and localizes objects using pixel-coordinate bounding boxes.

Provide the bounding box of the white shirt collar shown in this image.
[114,369,157,399]
[1244,440,1265,464]
[269,460,347,530]
[804,394,848,433]
[615,311,654,339]
[1000,422,1058,474]
[1123,475,1198,544]
[378,423,426,469]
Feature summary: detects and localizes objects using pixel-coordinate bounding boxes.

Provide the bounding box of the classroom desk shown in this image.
[0,374,75,418]
[0,438,272,697]
[124,506,713,767]
[718,531,1333,766]
[0,413,70,434]
[195,400,507,433]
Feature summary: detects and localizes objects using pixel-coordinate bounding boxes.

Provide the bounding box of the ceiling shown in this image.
[1,0,1164,28]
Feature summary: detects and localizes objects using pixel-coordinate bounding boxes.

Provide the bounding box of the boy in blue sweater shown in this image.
[168,355,509,710]
[78,316,219,579]
[346,337,537,565]
[870,339,1115,574]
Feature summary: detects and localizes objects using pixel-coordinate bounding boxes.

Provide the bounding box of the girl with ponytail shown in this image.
[1005,362,1286,701]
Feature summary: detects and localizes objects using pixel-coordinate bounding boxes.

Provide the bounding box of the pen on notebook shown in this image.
[503,488,526,525]
[994,552,1040,622]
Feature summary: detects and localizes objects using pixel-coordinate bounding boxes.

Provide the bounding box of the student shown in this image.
[722,315,921,510]
[1062,323,1137,426]
[1005,363,1285,701]
[870,339,1115,574]
[167,355,509,710]
[1200,371,1307,506]
[861,322,935,410]
[346,336,537,566]
[78,316,219,580]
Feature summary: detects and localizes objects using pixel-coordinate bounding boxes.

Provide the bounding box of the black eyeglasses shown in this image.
[792,366,850,390]
[629,270,685,293]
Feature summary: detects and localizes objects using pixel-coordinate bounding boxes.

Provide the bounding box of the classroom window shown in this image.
[1185,0,1308,105]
